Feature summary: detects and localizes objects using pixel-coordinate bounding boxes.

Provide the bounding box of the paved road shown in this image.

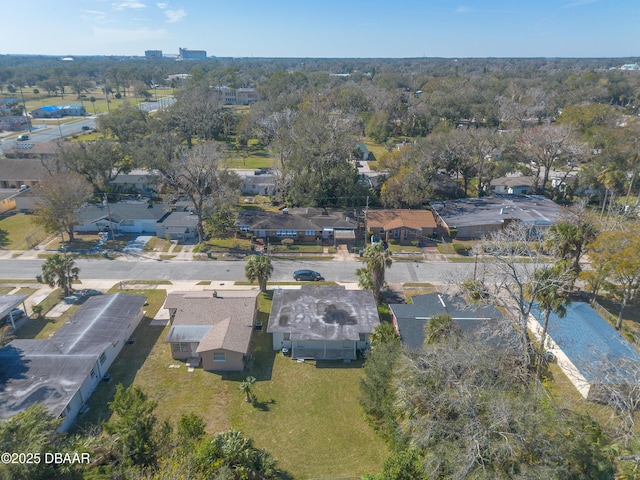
[0,257,472,284]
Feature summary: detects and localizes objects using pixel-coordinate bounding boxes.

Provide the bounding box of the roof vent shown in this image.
[282,208,288,214]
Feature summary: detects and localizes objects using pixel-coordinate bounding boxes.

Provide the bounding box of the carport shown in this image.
[0,294,29,329]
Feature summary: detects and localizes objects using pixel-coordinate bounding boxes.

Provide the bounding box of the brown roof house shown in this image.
[164,290,259,372]
[0,158,51,189]
[366,209,437,244]
[267,285,380,361]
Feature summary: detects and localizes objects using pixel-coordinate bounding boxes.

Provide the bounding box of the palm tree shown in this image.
[526,263,571,380]
[239,376,256,403]
[424,313,460,345]
[244,255,273,292]
[369,322,400,348]
[356,242,393,303]
[41,253,79,297]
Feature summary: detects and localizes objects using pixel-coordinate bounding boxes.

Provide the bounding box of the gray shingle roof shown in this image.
[75,201,168,223]
[0,293,146,421]
[430,194,564,228]
[0,159,50,181]
[390,293,505,351]
[267,286,379,341]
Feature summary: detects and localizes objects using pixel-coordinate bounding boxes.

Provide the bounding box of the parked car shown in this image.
[17,135,29,141]
[81,126,91,131]
[293,269,325,281]
[3,309,25,324]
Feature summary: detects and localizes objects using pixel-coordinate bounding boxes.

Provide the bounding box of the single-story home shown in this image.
[30,105,87,118]
[5,140,62,160]
[0,293,146,432]
[235,208,358,245]
[366,209,437,244]
[267,285,380,360]
[0,158,51,188]
[164,290,259,372]
[430,194,564,239]
[108,170,159,196]
[389,293,507,351]
[490,176,536,195]
[528,302,640,401]
[240,173,276,196]
[155,211,198,241]
[74,201,168,234]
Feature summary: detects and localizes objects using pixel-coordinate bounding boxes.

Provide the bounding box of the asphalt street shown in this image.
[0,258,473,284]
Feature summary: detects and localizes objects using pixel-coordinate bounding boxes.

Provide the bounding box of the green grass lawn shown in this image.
[74,290,388,479]
[143,236,172,252]
[0,213,49,250]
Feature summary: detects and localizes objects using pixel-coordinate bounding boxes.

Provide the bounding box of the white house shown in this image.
[0,293,146,431]
[74,201,168,234]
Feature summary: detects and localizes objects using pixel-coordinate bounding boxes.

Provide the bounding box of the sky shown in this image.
[2,0,639,58]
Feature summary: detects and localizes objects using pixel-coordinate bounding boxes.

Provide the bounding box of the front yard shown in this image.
[0,213,49,250]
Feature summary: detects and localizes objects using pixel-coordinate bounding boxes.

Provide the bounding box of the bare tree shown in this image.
[477,222,575,372]
[161,142,240,244]
[33,173,93,243]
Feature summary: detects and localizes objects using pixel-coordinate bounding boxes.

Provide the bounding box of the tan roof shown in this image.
[490,176,535,187]
[367,209,436,230]
[165,291,257,354]
[0,158,50,181]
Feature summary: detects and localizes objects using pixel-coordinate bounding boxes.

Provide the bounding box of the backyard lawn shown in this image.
[74,289,388,479]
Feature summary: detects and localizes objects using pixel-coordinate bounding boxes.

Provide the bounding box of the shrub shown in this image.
[281,238,294,249]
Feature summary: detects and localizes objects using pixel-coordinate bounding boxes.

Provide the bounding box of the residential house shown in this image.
[238,171,276,196]
[108,170,159,197]
[74,201,168,234]
[235,208,358,245]
[529,302,640,401]
[389,293,507,351]
[0,158,51,188]
[155,211,198,241]
[12,187,37,211]
[430,194,564,239]
[267,285,379,360]
[0,293,146,432]
[0,189,17,214]
[164,290,258,372]
[0,116,30,132]
[4,140,61,160]
[490,176,536,195]
[366,209,437,244]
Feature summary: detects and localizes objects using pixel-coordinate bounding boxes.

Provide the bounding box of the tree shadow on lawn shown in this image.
[71,311,165,433]
[0,228,8,248]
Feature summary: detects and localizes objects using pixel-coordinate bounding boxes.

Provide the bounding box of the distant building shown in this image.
[213,86,259,105]
[145,50,163,59]
[31,105,86,119]
[179,48,207,60]
[620,63,639,71]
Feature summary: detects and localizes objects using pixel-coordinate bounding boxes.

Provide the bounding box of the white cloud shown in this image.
[164,9,186,23]
[112,1,147,10]
[93,26,167,43]
[157,2,168,8]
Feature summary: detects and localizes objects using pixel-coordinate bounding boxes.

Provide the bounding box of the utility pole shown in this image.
[103,193,116,250]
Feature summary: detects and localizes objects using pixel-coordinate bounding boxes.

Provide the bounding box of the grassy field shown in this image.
[0,213,49,250]
[74,290,387,479]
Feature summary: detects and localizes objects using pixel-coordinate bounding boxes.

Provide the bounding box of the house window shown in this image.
[304,230,315,236]
[394,230,399,238]
[99,352,107,365]
[240,225,249,232]
[90,368,96,379]
[172,343,189,352]
[120,219,134,226]
[404,229,409,239]
[283,333,291,341]
[213,352,226,362]
[276,230,296,237]
[359,333,366,342]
